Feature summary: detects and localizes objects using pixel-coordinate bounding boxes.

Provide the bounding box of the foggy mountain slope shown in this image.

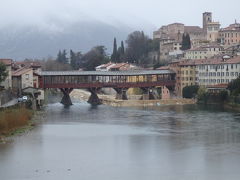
[0,21,133,60]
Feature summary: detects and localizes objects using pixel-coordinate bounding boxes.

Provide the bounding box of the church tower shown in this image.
[203,12,212,33]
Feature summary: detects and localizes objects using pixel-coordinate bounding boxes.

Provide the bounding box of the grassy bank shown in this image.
[0,105,33,137]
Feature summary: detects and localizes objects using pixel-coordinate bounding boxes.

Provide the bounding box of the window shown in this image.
[25,74,29,80]
[217,72,220,76]
[235,72,238,76]
[231,72,234,76]
[226,72,229,76]
[221,72,224,76]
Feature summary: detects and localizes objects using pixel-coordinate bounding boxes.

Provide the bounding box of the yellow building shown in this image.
[179,60,198,94]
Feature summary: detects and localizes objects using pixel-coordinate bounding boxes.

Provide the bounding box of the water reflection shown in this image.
[1,102,240,180]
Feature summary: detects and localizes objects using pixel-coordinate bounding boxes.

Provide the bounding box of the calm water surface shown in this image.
[1,101,240,180]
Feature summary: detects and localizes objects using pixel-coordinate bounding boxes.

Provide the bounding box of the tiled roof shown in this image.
[186,47,207,52]
[15,61,41,68]
[109,63,129,69]
[12,68,32,76]
[220,23,240,32]
[157,66,170,70]
[0,59,13,65]
[184,26,203,33]
[207,84,228,89]
[96,62,114,69]
[180,56,240,66]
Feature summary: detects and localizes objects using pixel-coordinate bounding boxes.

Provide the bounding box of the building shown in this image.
[12,68,34,94]
[206,22,221,42]
[160,40,183,60]
[203,12,213,34]
[95,62,115,71]
[0,59,13,89]
[196,56,240,86]
[179,60,198,95]
[184,44,223,59]
[219,22,240,46]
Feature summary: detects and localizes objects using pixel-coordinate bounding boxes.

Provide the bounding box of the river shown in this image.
[1,100,240,180]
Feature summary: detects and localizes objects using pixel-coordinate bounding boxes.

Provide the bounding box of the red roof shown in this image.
[110,63,129,69]
[15,61,41,68]
[157,66,170,70]
[12,68,32,77]
[179,56,240,66]
[0,59,13,65]
[207,84,228,89]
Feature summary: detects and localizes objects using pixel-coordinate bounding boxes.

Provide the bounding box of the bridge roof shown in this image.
[40,70,175,76]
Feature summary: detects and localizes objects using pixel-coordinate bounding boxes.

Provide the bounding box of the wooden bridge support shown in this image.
[60,88,73,106]
[140,87,157,100]
[114,88,128,100]
[87,88,102,105]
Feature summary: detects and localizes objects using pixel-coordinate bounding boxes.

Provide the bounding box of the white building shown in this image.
[184,44,223,59]
[95,62,116,72]
[196,56,240,86]
[12,68,34,94]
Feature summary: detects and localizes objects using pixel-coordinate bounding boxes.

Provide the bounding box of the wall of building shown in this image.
[21,70,34,89]
[197,63,240,86]
[180,65,197,94]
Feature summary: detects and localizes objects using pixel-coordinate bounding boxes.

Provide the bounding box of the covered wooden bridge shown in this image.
[39,70,176,105]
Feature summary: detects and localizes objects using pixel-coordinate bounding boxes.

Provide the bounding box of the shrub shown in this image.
[182,85,199,99]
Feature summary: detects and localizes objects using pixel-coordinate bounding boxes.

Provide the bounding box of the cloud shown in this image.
[0,0,239,30]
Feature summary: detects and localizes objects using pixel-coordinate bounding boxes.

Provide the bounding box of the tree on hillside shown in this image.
[181,33,191,50]
[81,46,110,71]
[57,49,68,64]
[121,41,125,55]
[125,31,149,65]
[42,58,72,71]
[111,38,119,62]
[70,50,83,70]
[0,63,8,84]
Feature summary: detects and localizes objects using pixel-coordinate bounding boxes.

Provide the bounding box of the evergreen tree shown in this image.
[111,38,119,62]
[121,41,125,55]
[70,50,76,70]
[61,49,68,64]
[56,49,68,64]
[0,62,8,83]
[56,50,62,63]
[181,33,191,50]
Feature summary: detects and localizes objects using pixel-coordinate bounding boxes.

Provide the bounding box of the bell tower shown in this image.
[203,12,212,33]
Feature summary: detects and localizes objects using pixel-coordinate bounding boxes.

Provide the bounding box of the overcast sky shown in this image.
[0,0,239,31]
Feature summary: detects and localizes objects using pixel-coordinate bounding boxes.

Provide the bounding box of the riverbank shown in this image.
[0,105,34,143]
[70,89,196,107]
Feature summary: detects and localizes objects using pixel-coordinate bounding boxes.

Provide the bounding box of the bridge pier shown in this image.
[114,88,128,100]
[87,88,102,105]
[60,88,73,106]
[140,87,157,100]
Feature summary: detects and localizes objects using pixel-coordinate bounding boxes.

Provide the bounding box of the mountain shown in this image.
[0,21,134,60]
